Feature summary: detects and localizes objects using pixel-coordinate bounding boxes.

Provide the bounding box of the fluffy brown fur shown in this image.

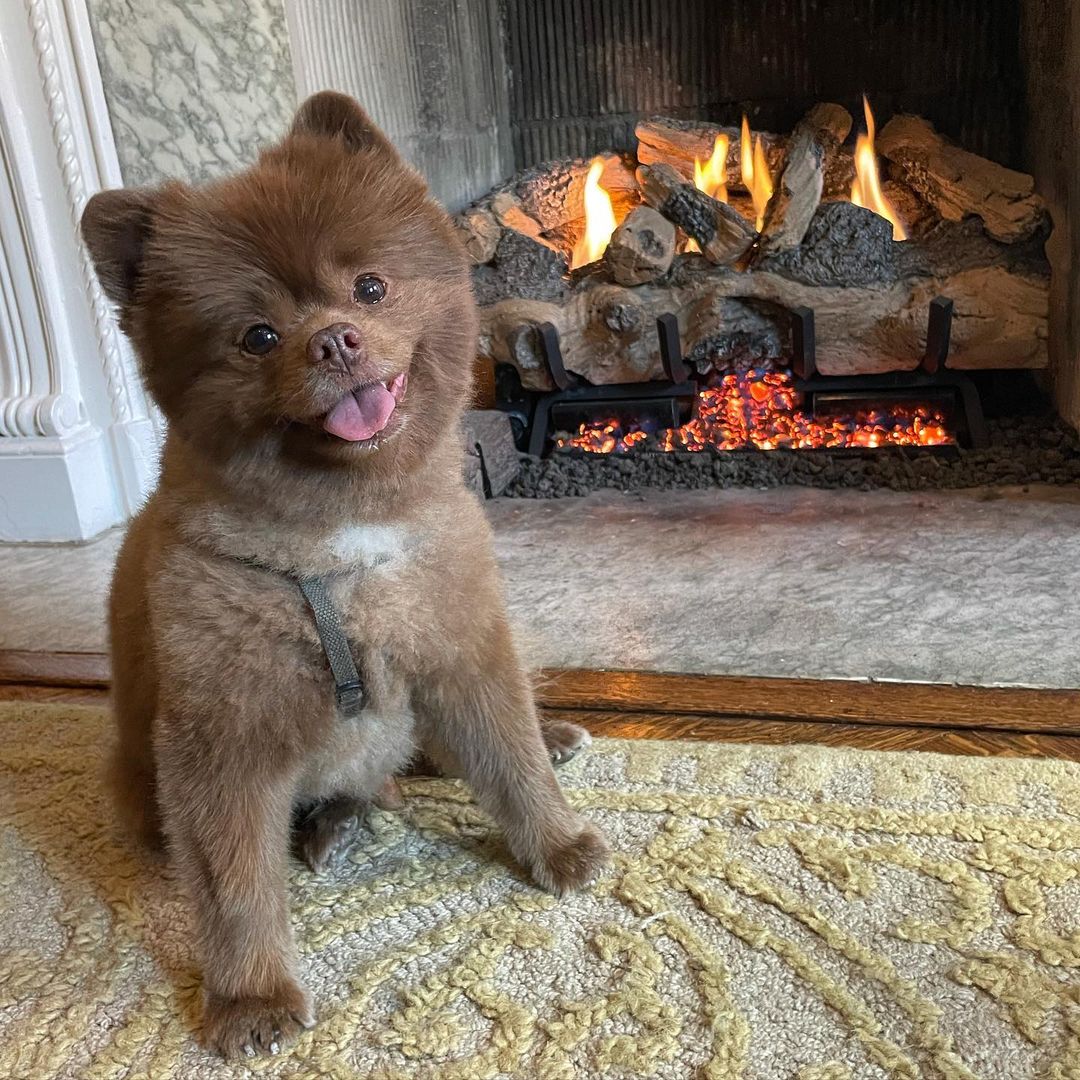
[81,92,609,1060]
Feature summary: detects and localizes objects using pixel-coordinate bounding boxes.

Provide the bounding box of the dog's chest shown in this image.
[312,522,437,653]
[295,549,418,799]
[324,523,409,568]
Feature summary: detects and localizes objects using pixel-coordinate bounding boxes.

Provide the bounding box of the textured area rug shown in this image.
[1,702,1079,1079]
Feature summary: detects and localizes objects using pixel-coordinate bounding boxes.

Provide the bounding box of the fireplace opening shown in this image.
[385,0,1080,495]
[471,93,1048,467]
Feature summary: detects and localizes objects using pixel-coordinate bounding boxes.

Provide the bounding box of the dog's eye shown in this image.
[241,324,280,355]
[353,275,386,305]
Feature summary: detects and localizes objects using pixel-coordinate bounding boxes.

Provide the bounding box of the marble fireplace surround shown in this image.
[0,0,297,542]
[2,485,1079,690]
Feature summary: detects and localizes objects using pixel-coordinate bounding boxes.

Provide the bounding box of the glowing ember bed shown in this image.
[556,370,953,455]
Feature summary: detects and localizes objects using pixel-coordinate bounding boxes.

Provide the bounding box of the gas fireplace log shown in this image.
[490,192,554,250]
[478,261,1048,390]
[478,285,788,390]
[472,230,570,308]
[453,206,502,264]
[605,207,676,285]
[797,103,855,199]
[635,117,785,186]
[637,163,756,266]
[481,154,640,250]
[877,115,1048,243]
[756,127,824,257]
[476,202,1048,391]
[635,113,854,203]
[800,103,853,145]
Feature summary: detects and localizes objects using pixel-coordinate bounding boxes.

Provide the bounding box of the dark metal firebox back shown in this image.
[500,0,1024,171]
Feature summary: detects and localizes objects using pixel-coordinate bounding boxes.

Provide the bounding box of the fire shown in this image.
[571,157,618,269]
[739,116,773,231]
[556,369,952,454]
[740,116,754,194]
[694,133,730,201]
[685,133,731,252]
[851,96,907,241]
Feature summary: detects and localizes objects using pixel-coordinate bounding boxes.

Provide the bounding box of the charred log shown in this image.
[757,127,824,257]
[798,103,855,199]
[635,117,785,186]
[878,115,1048,243]
[605,207,676,285]
[637,162,755,265]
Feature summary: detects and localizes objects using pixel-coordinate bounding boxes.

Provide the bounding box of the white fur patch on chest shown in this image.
[326,523,409,568]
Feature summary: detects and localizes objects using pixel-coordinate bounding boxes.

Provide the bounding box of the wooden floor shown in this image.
[3,648,1080,760]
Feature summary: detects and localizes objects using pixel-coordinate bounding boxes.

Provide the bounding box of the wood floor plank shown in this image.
[2,681,1077,760]
[4,649,1078,748]
[543,708,1080,761]
[534,668,1080,735]
[0,649,110,687]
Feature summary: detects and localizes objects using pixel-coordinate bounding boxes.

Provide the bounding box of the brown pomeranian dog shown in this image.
[80,91,609,1059]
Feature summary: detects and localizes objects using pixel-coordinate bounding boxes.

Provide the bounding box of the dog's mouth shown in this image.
[321,372,408,443]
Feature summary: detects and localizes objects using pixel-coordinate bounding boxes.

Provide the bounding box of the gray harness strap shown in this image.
[296,575,364,719]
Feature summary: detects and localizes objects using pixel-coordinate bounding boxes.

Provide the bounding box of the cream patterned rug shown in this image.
[1,702,1079,1079]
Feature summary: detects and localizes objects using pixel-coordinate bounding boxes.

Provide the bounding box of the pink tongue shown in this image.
[323,383,396,442]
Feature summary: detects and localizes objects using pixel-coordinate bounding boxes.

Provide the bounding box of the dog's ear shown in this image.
[290,91,399,159]
[81,188,159,307]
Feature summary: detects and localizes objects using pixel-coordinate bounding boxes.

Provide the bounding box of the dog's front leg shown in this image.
[416,615,610,894]
[157,729,313,1058]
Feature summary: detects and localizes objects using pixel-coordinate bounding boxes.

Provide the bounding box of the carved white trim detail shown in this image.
[25,0,135,426]
[0,394,81,438]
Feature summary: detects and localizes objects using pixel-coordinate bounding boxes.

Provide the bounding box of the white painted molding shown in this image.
[0,0,160,541]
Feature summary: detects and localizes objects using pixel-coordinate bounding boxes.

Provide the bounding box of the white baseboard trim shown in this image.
[0,426,124,542]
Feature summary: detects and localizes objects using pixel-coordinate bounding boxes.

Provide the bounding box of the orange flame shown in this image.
[752,138,773,230]
[693,133,730,201]
[851,96,907,241]
[686,133,731,251]
[740,116,754,192]
[571,157,617,268]
[739,115,773,231]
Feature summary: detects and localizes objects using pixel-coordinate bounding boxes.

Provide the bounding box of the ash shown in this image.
[505,416,1080,498]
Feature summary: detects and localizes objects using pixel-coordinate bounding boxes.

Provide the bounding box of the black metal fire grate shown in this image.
[496,297,989,456]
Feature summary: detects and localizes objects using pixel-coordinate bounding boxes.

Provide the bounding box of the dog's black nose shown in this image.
[308,322,363,371]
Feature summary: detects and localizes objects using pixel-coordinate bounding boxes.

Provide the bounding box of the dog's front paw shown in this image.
[201,982,315,1059]
[541,718,593,766]
[295,796,366,873]
[531,821,610,895]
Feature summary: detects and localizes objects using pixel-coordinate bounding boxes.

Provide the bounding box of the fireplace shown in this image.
[440,0,1051,464]
[460,95,1045,459]
[286,0,1080,490]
